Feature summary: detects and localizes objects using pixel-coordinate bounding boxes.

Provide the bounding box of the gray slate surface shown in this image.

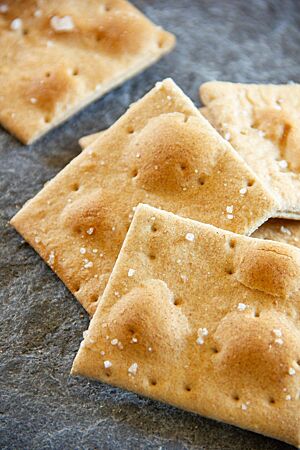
[1,1,299,449]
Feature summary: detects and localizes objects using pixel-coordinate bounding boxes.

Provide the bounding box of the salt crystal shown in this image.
[111,339,118,346]
[227,214,234,220]
[10,18,22,30]
[128,268,135,277]
[100,351,105,356]
[237,303,247,311]
[128,362,138,376]
[34,9,42,17]
[280,226,291,235]
[48,250,55,265]
[84,260,93,269]
[241,403,248,411]
[80,247,86,254]
[0,4,8,13]
[272,328,282,337]
[289,367,296,376]
[278,160,288,169]
[50,15,74,32]
[104,360,112,369]
[286,394,292,401]
[185,232,195,242]
[226,205,234,213]
[131,337,138,343]
[34,236,41,243]
[275,338,284,345]
[86,227,94,235]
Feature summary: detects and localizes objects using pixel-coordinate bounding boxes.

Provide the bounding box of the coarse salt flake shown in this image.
[50,15,74,32]
[128,268,135,277]
[84,260,93,269]
[241,403,248,411]
[239,187,247,195]
[185,232,195,242]
[86,227,94,235]
[226,205,233,213]
[104,360,112,369]
[289,367,296,376]
[34,236,41,244]
[275,338,284,345]
[272,328,282,337]
[131,337,138,343]
[237,303,247,311]
[80,247,86,254]
[278,160,288,169]
[128,362,138,376]
[227,214,234,220]
[48,250,55,265]
[10,18,22,30]
[111,339,118,346]
[286,394,292,401]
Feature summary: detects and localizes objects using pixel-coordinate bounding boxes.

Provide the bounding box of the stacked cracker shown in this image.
[11,78,300,447]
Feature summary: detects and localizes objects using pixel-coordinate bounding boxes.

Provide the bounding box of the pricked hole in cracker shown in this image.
[104,4,112,11]
[269,397,276,405]
[157,36,167,49]
[296,359,300,366]
[131,168,138,178]
[91,295,99,303]
[233,394,240,401]
[183,115,189,123]
[180,163,187,171]
[23,29,29,35]
[72,183,80,191]
[229,238,236,249]
[72,68,79,76]
[74,286,81,294]
[198,177,205,186]
[149,253,156,260]
[45,72,51,78]
[128,327,135,335]
[174,297,183,306]
[247,179,255,187]
[127,125,135,134]
[185,385,192,392]
[225,267,234,275]
[151,224,158,233]
[150,379,157,386]
[44,115,51,123]
[211,346,219,354]
[254,310,260,318]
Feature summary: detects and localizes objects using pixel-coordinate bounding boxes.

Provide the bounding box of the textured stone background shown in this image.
[1,1,299,449]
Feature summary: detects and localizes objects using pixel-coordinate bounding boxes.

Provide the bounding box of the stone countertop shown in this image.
[1,1,299,449]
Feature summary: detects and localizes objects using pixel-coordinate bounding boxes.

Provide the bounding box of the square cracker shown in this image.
[200,81,300,219]
[0,0,175,144]
[11,78,277,315]
[71,204,300,448]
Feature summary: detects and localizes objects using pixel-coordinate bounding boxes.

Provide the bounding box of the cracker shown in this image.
[200,81,300,219]
[79,132,103,149]
[0,0,175,144]
[253,219,300,248]
[71,204,300,448]
[11,78,277,315]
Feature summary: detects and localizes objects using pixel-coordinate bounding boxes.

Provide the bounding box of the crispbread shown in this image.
[200,81,300,218]
[0,0,175,144]
[253,218,300,248]
[11,78,277,315]
[79,131,103,149]
[72,204,300,448]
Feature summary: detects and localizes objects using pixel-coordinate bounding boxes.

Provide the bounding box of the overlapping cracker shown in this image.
[11,78,277,315]
[72,204,300,447]
[200,81,300,218]
[0,0,175,144]
[253,219,300,248]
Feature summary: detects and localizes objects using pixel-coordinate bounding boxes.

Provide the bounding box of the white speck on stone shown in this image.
[50,15,74,32]
[237,303,247,311]
[128,362,138,376]
[224,132,231,141]
[278,160,288,169]
[104,360,112,369]
[185,232,195,242]
[34,9,42,17]
[240,187,247,195]
[48,250,55,265]
[80,247,86,254]
[272,328,282,337]
[128,268,135,277]
[131,337,138,343]
[86,227,94,235]
[0,4,8,13]
[10,18,22,30]
[227,214,234,220]
[280,226,291,235]
[289,367,296,376]
[111,339,118,346]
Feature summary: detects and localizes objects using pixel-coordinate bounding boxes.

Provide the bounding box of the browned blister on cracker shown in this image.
[200,81,300,218]
[11,79,277,315]
[0,0,175,144]
[72,204,300,448]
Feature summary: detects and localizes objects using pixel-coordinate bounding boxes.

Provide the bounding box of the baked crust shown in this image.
[72,204,300,448]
